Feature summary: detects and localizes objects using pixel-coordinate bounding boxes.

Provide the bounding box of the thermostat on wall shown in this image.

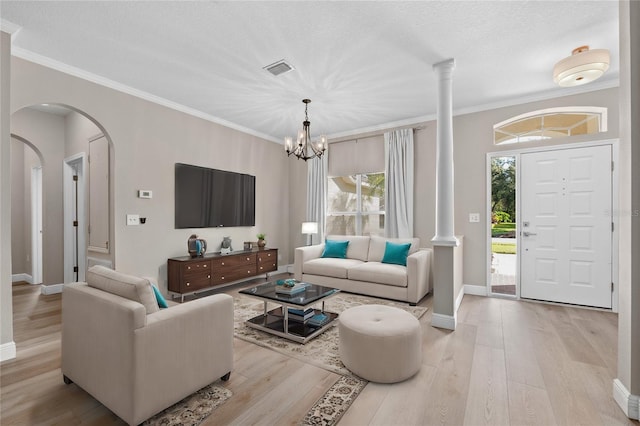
[138,190,152,199]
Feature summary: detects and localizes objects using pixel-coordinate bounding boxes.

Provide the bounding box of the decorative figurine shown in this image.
[221,236,233,254]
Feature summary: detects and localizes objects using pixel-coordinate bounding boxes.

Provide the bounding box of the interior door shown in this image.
[520,145,612,308]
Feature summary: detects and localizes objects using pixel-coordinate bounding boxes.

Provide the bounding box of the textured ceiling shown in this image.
[0,1,619,142]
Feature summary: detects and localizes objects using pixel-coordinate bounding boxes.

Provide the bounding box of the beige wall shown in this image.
[1,31,13,351]
[12,108,66,285]
[10,57,292,294]
[10,140,25,274]
[617,0,640,401]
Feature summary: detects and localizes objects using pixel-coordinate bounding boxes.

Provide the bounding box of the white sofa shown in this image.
[294,235,432,304]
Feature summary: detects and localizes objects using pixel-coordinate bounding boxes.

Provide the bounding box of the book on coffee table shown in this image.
[307,313,330,327]
[275,282,308,295]
[287,307,315,322]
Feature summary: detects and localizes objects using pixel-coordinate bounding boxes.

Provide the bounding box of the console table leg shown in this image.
[263,301,267,316]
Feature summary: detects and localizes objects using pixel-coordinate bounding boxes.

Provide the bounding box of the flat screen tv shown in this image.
[175,163,255,228]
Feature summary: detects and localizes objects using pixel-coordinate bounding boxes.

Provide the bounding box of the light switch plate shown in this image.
[469,213,480,223]
[127,214,140,226]
[138,190,152,199]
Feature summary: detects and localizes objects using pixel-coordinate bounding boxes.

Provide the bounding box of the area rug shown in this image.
[142,383,232,426]
[233,292,428,377]
[301,375,368,426]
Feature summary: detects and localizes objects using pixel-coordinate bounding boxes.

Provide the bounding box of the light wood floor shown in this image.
[1,279,637,425]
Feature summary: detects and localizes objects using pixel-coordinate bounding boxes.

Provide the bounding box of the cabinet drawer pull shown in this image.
[247,270,251,273]
[203,264,207,268]
[260,266,263,270]
[207,275,211,279]
[187,266,191,270]
[246,257,250,261]
[221,276,225,280]
[222,262,225,266]
[268,253,271,257]
[186,282,190,286]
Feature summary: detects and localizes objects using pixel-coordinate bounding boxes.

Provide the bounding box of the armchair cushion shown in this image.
[86,265,159,314]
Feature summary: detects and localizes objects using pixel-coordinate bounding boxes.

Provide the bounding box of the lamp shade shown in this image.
[301,222,318,234]
[553,46,610,87]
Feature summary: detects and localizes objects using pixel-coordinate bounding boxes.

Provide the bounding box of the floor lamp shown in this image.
[301,222,318,246]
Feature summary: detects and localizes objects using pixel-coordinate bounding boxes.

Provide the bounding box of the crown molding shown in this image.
[328,78,619,140]
[10,47,281,144]
[0,19,21,35]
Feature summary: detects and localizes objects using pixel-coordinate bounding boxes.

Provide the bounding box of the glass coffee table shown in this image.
[239,280,340,344]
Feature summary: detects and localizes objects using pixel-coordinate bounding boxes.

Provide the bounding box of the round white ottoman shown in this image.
[339,304,422,383]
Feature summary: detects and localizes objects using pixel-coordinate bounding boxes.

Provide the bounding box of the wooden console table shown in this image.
[168,248,278,302]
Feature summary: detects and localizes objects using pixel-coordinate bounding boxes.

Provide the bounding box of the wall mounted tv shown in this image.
[175,163,255,228]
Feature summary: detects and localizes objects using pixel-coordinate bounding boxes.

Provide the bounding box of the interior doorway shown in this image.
[63,153,86,284]
[31,166,43,284]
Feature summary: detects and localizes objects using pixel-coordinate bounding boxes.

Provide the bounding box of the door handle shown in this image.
[523,231,537,237]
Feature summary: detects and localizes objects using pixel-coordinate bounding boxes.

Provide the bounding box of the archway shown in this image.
[10,103,115,292]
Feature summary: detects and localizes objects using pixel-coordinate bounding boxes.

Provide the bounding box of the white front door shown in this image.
[520,145,612,308]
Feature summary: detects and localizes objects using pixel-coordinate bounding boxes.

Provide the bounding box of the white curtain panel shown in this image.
[306,154,328,245]
[384,128,414,238]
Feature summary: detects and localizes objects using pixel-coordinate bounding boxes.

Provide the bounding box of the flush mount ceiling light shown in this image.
[284,99,327,161]
[553,45,610,87]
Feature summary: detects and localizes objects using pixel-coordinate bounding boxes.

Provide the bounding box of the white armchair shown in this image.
[61,266,234,425]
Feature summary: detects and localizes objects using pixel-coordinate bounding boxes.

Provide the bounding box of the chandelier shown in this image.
[284,99,327,161]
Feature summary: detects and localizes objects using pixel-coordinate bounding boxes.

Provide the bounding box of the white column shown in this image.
[431,59,458,247]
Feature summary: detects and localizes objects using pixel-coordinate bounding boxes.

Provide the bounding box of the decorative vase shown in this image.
[187,234,207,257]
[257,239,266,248]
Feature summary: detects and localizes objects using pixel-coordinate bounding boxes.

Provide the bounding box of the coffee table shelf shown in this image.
[246,307,339,344]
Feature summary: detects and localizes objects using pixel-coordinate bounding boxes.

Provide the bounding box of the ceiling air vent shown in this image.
[263,59,294,76]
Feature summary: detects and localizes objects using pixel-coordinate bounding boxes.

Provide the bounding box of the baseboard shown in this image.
[12,273,33,284]
[455,287,465,312]
[464,284,488,296]
[279,264,293,275]
[0,341,16,362]
[41,283,64,295]
[431,312,457,330]
[613,379,640,420]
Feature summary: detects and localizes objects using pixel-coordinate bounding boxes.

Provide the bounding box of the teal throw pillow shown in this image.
[151,283,169,309]
[381,241,412,266]
[321,240,350,259]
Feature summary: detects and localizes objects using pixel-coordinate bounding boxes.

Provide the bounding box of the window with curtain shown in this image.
[326,172,385,236]
[327,136,385,236]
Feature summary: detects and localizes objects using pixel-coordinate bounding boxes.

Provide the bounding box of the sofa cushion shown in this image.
[347,262,408,287]
[86,265,159,314]
[303,258,365,279]
[322,239,349,258]
[368,236,419,262]
[381,241,412,266]
[326,235,370,261]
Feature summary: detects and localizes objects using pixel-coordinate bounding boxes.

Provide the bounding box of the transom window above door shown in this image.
[493,107,607,145]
